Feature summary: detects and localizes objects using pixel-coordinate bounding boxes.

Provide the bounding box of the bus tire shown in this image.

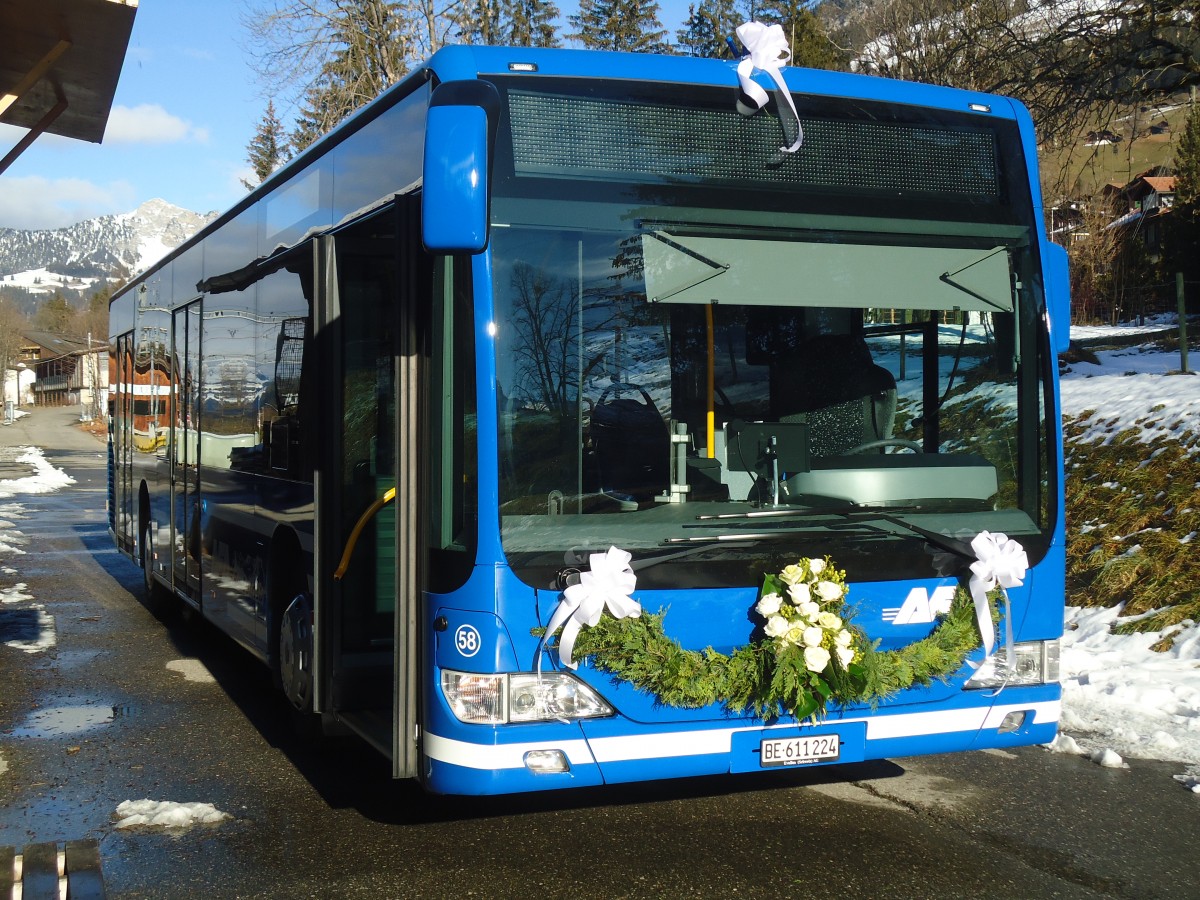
[278,592,314,713]
[139,523,171,615]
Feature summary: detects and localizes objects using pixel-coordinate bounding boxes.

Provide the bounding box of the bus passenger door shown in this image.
[320,202,427,778]
[171,300,203,605]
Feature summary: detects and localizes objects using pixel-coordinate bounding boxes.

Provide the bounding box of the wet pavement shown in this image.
[3,406,1200,898]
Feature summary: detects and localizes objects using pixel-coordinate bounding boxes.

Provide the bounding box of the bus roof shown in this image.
[425,44,1022,119]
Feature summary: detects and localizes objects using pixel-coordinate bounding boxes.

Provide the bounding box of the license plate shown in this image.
[759,734,841,767]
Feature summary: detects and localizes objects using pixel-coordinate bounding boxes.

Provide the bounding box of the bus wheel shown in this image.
[279,593,313,712]
[139,524,169,614]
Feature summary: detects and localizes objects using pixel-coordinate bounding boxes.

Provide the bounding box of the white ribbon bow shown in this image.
[967,531,1028,669]
[542,547,641,670]
[735,21,803,153]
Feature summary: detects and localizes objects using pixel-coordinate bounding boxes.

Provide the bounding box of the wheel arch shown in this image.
[266,524,312,680]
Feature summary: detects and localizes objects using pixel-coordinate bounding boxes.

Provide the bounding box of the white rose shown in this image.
[764,615,789,638]
[756,592,783,617]
[809,558,826,575]
[779,564,805,586]
[786,626,806,646]
[816,580,844,603]
[836,646,854,669]
[817,611,842,630]
[835,628,854,648]
[803,625,824,647]
[787,582,812,605]
[803,645,831,673]
[795,600,818,620]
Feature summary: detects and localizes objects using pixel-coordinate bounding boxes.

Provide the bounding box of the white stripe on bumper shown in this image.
[424,700,1061,770]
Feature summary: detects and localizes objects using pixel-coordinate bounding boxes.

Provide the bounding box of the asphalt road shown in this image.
[1,406,1198,899]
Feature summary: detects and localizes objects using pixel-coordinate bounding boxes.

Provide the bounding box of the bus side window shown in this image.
[258,272,315,482]
[427,255,477,593]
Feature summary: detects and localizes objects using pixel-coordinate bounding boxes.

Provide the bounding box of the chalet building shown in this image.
[1107,169,1177,260]
[20,331,110,416]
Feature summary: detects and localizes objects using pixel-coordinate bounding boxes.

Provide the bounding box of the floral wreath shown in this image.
[538,535,1028,721]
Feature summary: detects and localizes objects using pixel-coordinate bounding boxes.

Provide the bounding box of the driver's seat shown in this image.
[782,334,897,457]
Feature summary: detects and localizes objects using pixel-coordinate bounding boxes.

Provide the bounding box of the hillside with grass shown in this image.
[1061,324,1199,645]
[1046,97,1191,197]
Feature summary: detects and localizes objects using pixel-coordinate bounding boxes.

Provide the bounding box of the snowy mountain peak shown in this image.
[0,201,218,306]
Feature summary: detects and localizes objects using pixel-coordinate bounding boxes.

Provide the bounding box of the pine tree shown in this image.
[34,293,75,334]
[241,101,290,190]
[287,1,409,152]
[1175,102,1200,210]
[1167,99,1200,301]
[676,0,743,59]
[568,0,669,53]
[292,77,339,153]
[457,0,561,46]
[504,0,561,47]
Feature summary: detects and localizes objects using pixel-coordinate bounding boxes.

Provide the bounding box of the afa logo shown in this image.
[882,585,956,625]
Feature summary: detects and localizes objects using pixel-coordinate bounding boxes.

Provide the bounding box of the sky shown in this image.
[5,319,1200,800]
[0,0,699,233]
[0,3,263,230]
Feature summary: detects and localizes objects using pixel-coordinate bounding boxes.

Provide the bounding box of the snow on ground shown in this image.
[0,453,59,657]
[1054,316,1200,784]
[1,267,101,296]
[0,449,71,654]
[1057,606,1200,767]
[113,799,230,829]
[1070,313,1182,343]
[0,446,75,499]
[1060,320,1200,447]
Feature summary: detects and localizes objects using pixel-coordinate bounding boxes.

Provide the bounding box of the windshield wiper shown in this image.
[663,533,800,544]
[695,506,977,570]
[556,535,770,587]
[694,504,923,522]
[555,508,980,588]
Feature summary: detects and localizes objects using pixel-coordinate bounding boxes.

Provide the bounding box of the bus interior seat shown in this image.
[781,334,897,456]
[589,381,670,505]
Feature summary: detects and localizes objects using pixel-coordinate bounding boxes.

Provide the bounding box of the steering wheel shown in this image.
[845,438,923,455]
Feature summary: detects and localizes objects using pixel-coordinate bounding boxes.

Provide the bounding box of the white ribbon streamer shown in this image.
[542,547,641,670]
[967,531,1028,672]
[734,21,803,153]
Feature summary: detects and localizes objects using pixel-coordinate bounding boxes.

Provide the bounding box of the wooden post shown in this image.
[1178,272,1189,373]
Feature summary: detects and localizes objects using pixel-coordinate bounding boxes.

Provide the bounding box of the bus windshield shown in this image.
[487,76,1053,589]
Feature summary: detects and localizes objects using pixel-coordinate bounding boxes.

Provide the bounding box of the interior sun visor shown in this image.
[640,232,1013,313]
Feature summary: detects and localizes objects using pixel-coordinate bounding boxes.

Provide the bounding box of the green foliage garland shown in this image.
[556,578,999,721]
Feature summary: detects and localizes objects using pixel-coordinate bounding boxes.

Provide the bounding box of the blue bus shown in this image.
[108,43,1069,795]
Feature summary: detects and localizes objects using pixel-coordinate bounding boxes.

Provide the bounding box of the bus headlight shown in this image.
[441,670,614,724]
[965,640,1060,689]
[508,673,613,721]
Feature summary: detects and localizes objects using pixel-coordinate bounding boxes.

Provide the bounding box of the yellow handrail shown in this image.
[333,487,397,581]
[705,302,715,458]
